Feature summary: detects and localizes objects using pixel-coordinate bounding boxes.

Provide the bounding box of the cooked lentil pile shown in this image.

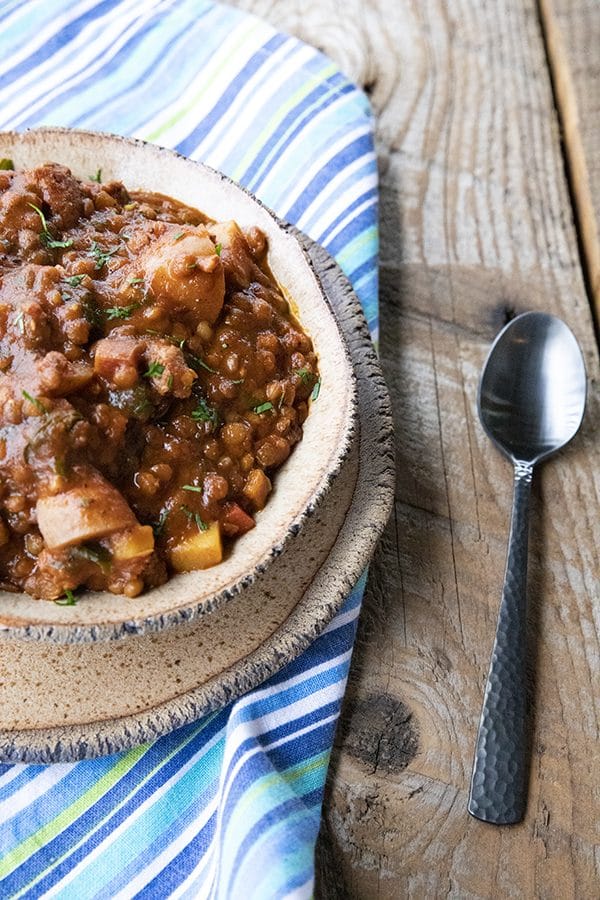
[0,161,319,601]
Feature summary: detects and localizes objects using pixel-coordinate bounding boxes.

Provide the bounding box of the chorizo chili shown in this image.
[0,161,319,601]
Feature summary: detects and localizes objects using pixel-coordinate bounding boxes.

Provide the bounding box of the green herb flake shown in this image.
[182,484,203,493]
[133,396,153,418]
[105,303,139,320]
[90,168,102,183]
[22,389,48,415]
[54,457,68,476]
[173,232,185,242]
[153,508,169,537]
[129,277,145,285]
[167,374,174,391]
[82,297,103,328]
[54,589,77,606]
[253,401,274,414]
[310,379,321,402]
[89,241,118,270]
[190,398,219,428]
[187,353,217,374]
[64,274,86,287]
[123,202,137,211]
[214,242,222,256]
[144,361,165,379]
[0,158,14,170]
[296,367,311,386]
[181,504,209,532]
[75,543,111,569]
[28,202,74,250]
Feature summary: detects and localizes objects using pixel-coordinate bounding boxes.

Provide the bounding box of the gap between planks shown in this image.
[537,0,600,344]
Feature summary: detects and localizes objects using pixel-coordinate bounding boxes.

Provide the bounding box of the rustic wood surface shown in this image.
[539,0,600,323]
[231,2,600,897]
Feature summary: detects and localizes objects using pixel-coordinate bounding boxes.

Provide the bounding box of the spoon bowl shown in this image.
[478,312,587,465]
[468,311,586,825]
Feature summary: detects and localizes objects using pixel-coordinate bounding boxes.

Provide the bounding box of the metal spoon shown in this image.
[468,311,587,825]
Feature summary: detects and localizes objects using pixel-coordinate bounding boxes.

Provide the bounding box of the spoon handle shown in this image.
[468,461,532,825]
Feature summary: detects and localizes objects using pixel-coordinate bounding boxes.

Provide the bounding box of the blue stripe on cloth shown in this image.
[174,33,288,159]
[0,0,121,89]
[0,1,378,896]
[283,132,374,224]
[2,722,224,895]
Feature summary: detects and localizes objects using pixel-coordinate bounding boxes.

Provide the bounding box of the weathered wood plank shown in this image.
[231,2,600,897]
[539,0,600,323]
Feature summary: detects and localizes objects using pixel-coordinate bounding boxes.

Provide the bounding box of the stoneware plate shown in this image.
[0,234,394,763]
[0,128,357,642]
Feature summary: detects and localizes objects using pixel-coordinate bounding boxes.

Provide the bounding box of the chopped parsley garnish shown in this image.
[89,241,118,269]
[63,274,86,287]
[253,401,274,414]
[90,168,102,183]
[144,330,185,349]
[54,457,68,476]
[105,303,139,320]
[129,277,145,285]
[296,368,311,386]
[181,504,208,532]
[182,484,203,493]
[311,379,321,401]
[144,361,165,379]
[54,589,77,606]
[22,390,48,415]
[28,203,74,250]
[167,374,174,390]
[74,543,111,570]
[133,396,153,417]
[173,232,185,242]
[214,242,222,256]
[191,398,219,428]
[82,297,103,328]
[153,508,169,537]
[187,353,218,374]
[0,158,14,170]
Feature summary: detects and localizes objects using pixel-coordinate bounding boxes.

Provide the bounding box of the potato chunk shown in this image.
[111,524,155,560]
[143,226,225,323]
[169,521,222,572]
[36,468,137,550]
[209,221,264,290]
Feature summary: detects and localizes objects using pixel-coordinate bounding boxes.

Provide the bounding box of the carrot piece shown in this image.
[220,502,255,537]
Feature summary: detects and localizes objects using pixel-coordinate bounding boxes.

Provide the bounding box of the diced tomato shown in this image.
[220,502,255,537]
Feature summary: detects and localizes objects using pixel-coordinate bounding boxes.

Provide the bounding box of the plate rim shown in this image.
[0,238,395,763]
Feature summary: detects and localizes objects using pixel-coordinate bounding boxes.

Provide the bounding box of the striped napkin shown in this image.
[0,1,378,896]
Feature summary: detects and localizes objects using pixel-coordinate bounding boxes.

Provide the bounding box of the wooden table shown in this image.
[233,2,600,896]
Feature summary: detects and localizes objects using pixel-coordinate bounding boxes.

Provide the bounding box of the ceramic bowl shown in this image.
[0,128,357,642]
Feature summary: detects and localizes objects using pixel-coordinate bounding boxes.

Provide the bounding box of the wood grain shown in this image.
[539,0,600,325]
[231,2,600,896]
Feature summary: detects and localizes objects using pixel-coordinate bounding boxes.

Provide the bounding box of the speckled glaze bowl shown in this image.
[0,128,357,642]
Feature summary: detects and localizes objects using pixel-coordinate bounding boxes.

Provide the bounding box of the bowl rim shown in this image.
[0,237,396,764]
[0,127,358,642]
